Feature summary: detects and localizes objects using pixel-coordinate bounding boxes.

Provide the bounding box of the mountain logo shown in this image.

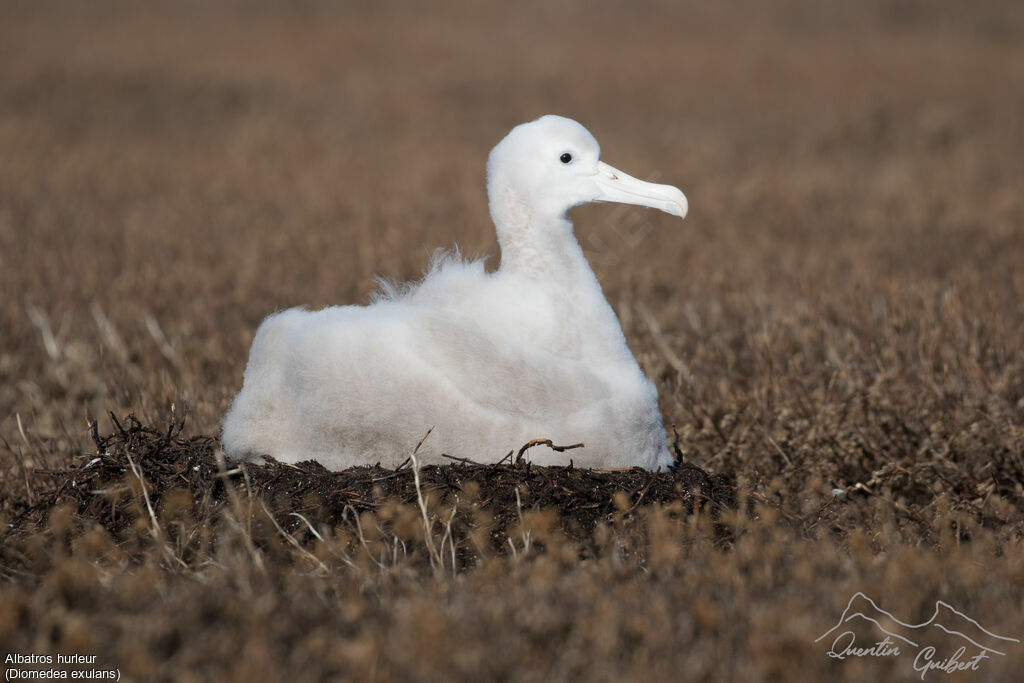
[816,592,1019,678]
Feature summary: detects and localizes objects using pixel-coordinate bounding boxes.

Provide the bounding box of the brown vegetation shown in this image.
[1,1,1023,681]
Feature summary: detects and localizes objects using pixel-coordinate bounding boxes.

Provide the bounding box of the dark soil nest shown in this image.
[8,415,737,560]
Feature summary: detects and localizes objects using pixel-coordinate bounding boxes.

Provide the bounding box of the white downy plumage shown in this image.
[222,115,688,470]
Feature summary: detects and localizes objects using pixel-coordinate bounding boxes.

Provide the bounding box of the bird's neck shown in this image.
[489,183,631,360]
[490,184,593,285]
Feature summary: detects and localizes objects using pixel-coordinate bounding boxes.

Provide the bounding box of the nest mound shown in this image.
[9,415,736,562]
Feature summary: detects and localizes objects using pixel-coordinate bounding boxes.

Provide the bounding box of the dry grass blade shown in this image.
[262,501,329,574]
[408,426,445,572]
[124,447,187,569]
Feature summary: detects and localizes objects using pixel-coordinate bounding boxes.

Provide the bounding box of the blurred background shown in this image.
[1,0,1022,462]
[2,3,1024,679]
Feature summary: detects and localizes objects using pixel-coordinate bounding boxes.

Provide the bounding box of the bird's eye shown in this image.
[559,152,573,164]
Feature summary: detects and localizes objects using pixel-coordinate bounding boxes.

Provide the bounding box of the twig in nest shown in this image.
[88,419,103,452]
[109,412,125,436]
[671,424,684,465]
[441,453,486,466]
[395,426,434,472]
[514,439,585,466]
[626,466,661,513]
[413,426,434,454]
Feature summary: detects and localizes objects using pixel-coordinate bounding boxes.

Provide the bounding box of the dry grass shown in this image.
[1,1,1023,681]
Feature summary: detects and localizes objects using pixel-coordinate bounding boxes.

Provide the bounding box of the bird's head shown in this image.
[486,115,688,227]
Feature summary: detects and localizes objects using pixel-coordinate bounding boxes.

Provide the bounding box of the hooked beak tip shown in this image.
[671,193,688,220]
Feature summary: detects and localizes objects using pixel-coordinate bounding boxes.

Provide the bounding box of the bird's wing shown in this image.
[408,307,610,421]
